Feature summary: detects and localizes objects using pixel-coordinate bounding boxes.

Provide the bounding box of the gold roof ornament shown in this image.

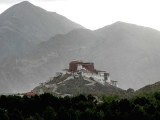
[72,59,77,62]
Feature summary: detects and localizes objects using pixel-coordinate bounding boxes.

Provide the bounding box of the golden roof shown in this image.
[72,60,83,63]
[72,59,77,62]
[78,60,83,63]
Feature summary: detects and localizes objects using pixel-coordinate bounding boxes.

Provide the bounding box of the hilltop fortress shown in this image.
[32,60,119,95]
[63,60,118,87]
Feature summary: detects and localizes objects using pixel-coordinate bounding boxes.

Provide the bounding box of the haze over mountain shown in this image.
[0,29,101,93]
[1,21,160,93]
[93,22,160,90]
[36,22,160,90]
[0,1,83,60]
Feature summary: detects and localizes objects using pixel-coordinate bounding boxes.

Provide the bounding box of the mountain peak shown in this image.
[0,0,46,19]
[95,21,141,33]
[114,21,125,24]
[112,21,132,26]
[13,1,35,9]
[1,1,34,15]
[18,1,32,5]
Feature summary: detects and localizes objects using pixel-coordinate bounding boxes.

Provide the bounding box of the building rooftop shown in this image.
[24,92,35,96]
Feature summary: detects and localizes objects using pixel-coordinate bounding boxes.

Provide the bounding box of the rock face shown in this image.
[32,73,125,96]
[0,1,84,59]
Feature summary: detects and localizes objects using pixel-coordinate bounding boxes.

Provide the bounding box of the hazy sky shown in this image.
[0,0,160,30]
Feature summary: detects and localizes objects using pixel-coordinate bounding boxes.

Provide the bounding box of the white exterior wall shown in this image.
[98,72,105,76]
[111,81,118,87]
[106,75,111,83]
[82,72,107,85]
[77,64,83,70]
[93,75,105,85]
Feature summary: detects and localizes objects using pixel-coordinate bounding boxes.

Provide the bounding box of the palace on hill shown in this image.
[63,60,118,87]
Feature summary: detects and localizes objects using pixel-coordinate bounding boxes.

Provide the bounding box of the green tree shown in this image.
[0,108,9,120]
[43,106,56,120]
[130,105,146,120]
[80,108,97,120]
[134,97,150,106]
[24,116,35,120]
[103,96,115,103]
[154,92,160,101]
[9,108,24,120]
[96,110,104,120]
[33,113,43,120]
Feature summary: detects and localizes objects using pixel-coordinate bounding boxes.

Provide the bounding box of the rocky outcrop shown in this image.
[32,73,125,96]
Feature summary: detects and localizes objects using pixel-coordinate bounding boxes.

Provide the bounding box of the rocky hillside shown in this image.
[32,73,125,96]
[136,81,160,93]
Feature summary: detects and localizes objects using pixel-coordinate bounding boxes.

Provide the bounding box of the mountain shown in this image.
[93,22,160,90]
[1,21,160,93]
[24,22,160,91]
[0,1,84,59]
[0,29,101,93]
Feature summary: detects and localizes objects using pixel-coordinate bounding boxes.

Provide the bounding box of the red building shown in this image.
[24,92,35,97]
[69,60,96,73]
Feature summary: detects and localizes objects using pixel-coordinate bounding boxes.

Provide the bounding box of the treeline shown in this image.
[1,92,160,120]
